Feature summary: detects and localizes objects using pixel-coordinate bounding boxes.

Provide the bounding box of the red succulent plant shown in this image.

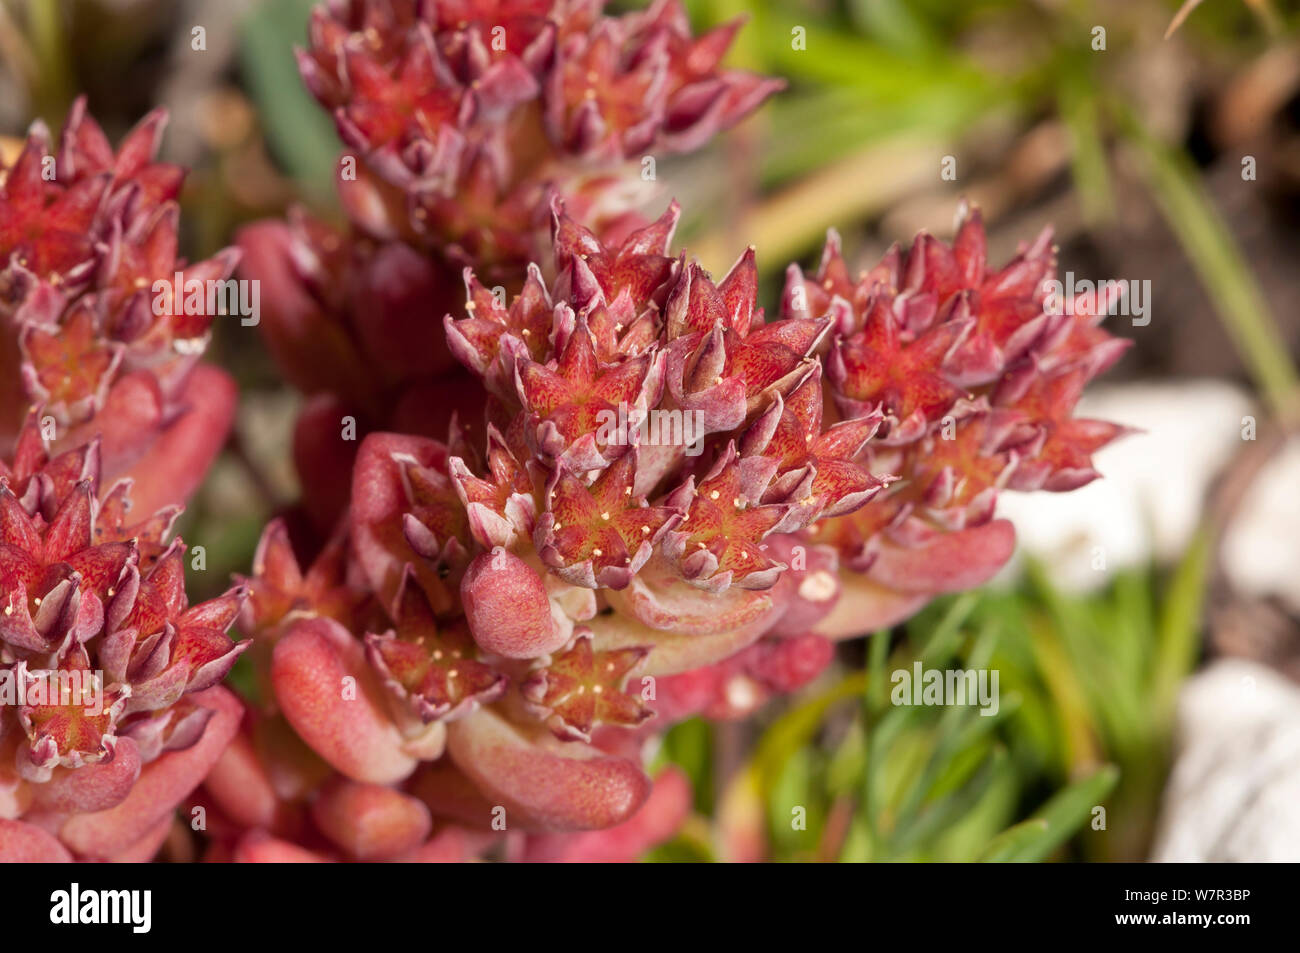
[2,0,1130,864]
[209,193,1126,861]
[0,98,238,518]
[0,100,245,862]
[0,414,247,861]
[239,0,783,539]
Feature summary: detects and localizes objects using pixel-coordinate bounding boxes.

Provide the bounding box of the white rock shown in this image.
[1152,659,1300,862]
[994,379,1253,592]
[1221,436,1300,614]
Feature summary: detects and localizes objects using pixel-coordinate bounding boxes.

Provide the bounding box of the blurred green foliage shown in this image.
[679,0,1290,187]
[221,0,1288,863]
[650,528,1210,862]
[671,1,1296,414]
[238,0,339,203]
[5,0,1291,863]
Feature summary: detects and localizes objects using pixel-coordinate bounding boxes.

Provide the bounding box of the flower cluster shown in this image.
[0,99,239,516]
[0,416,247,861]
[298,0,779,272]
[198,0,1129,862]
[0,0,1129,863]
[789,208,1131,640]
[240,0,781,536]
[0,104,246,861]
[210,195,1126,858]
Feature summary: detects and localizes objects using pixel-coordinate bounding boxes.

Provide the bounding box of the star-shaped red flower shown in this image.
[743,370,886,523]
[0,133,106,282]
[365,568,505,723]
[447,422,539,549]
[20,300,122,425]
[521,629,652,742]
[553,201,678,319]
[17,644,130,770]
[534,450,680,588]
[445,263,554,398]
[999,365,1130,492]
[661,443,788,591]
[516,317,663,470]
[238,518,367,636]
[830,292,973,443]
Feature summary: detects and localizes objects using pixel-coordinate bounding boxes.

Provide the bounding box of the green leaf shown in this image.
[1152,526,1211,725]
[1058,68,1114,224]
[838,815,874,863]
[27,0,74,124]
[914,592,981,667]
[770,748,819,855]
[892,694,1021,832]
[866,627,891,711]
[891,746,1007,856]
[848,0,939,53]
[238,0,340,200]
[978,764,1120,862]
[1120,108,1298,414]
[657,718,715,812]
[643,830,715,863]
[750,673,866,807]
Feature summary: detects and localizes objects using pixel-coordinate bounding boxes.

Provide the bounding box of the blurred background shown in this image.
[3,0,1300,861]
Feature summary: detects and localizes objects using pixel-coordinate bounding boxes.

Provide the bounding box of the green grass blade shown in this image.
[978,764,1120,862]
[1152,525,1212,726]
[1120,109,1298,415]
